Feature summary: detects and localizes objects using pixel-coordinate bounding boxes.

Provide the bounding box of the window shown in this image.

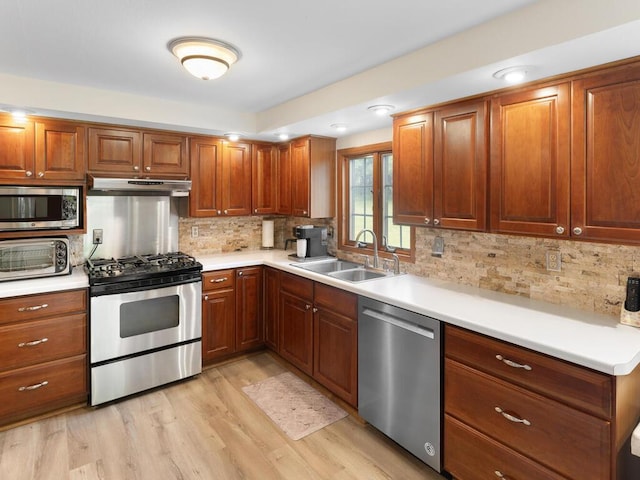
[338,142,413,259]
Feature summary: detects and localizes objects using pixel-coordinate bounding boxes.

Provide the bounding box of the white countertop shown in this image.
[199,250,640,376]
[0,268,89,299]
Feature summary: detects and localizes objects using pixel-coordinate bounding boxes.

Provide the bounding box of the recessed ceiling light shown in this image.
[7,108,33,122]
[224,132,241,141]
[330,123,348,132]
[276,132,289,141]
[169,37,240,80]
[367,104,395,116]
[493,66,532,84]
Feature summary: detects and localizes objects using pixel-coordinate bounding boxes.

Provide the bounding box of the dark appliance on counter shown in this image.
[0,237,72,282]
[86,252,202,406]
[292,225,328,259]
[0,186,80,231]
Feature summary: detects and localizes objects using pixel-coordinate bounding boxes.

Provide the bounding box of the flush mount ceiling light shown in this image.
[276,132,290,141]
[367,104,395,116]
[330,123,348,132]
[224,132,241,141]
[169,37,240,80]
[493,66,532,84]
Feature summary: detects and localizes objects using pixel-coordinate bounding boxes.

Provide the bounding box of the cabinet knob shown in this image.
[37,172,44,178]
[224,209,228,215]
[424,218,431,225]
[25,170,33,177]
[303,210,308,215]
[555,225,565,235]
[572,226,583,236]
[238,271,244,276]
[305,304,311,310]
[203,294,209,301]
[217,210,221,215]
[312,307,318,313]
[133,166,139,171]
[433,219,440,226]
[254,208,258,213]
[145,166,151,172]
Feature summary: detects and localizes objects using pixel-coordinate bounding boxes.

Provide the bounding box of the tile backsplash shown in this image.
[175,215,639,318]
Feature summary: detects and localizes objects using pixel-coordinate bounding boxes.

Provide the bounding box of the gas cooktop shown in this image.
[86,252,202,288]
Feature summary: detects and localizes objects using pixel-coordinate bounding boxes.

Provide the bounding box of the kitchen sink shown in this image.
[294,260,362,274]
[328,269,390,282]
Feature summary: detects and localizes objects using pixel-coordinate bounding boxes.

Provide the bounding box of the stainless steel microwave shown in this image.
[0,186,80,231]
[0,237,72,282]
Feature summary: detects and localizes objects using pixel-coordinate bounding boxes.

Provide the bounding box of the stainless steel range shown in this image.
[86,252,202,406]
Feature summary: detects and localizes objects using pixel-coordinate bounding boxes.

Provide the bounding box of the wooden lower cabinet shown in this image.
[0,289,87,426]
[443,325,640,480]
[236,267,263,352]
[279,274,314,376]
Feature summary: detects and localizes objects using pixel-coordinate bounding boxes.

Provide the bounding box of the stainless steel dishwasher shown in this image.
[358,296,442,473]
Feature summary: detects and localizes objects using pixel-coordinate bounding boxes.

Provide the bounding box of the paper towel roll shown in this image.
[262,220,274,249]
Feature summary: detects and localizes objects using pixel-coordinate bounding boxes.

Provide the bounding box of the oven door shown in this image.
[90,281,202,364]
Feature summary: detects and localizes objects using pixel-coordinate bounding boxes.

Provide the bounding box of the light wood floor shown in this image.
[0,352,444,480]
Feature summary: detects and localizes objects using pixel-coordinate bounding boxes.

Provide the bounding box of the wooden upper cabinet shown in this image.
[88,127,142,175]
[189,136,222,217]
[490,83,570,237]
[393,112,434,225]
[290,136,335,218]
[0,115,35,181]
[142,132,188,176]
[277,143,292,215]
[571,64,640,244]
[35,120,85,181]
[220,141,252,216]
[252,143,277,215]
[88,128,187,177]
[434,100,488,231]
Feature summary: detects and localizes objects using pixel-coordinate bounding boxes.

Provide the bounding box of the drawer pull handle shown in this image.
[494,406,531,426]
[494,471,510,479]
[18,303,49,312]
[18,380,49,392]
[211,277,228,283]
[18,338,49,348]
[496,354,531,371]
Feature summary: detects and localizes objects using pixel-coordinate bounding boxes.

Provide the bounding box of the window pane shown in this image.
[382,153,411,250]
[349,156,373,242]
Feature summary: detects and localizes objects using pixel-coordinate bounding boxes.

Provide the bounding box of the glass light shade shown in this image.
[169,38,239,80]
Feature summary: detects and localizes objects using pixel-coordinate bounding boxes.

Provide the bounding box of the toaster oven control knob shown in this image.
[25,170,33,177]
[555,226,565,234]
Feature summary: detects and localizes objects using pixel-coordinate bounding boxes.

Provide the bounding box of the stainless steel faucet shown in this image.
[355,229,379,268]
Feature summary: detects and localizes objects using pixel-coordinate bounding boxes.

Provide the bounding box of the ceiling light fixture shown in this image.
[224,132,241,142]
[493,66,531,84]
[330,123,348,132]
[276,133,289,141]
[169,37,240,80]
[367,104,395,116]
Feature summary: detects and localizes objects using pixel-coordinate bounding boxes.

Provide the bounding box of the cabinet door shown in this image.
[393,112,434,225]
[189,136,222,217]
[0,115,35,180]
[88,127,142,175]
[252,143,277,215]
[35,120,85,180]
[142,132,188,176]
[202,288,236,362]
[490,83,570,237]
[235,267,263,352]
[220,142,252,216]
[434,100,488,231]
[276,143,292,215]
[263,267,280,351]
[279,290,313,375]
[572,65,640,243]
[291,137,310,216]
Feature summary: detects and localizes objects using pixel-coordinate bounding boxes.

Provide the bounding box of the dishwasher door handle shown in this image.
[362,307,435,339]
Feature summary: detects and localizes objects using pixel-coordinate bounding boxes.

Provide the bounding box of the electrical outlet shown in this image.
[92,229,103,245]
[546,250,561,271]
[191,226,199,238]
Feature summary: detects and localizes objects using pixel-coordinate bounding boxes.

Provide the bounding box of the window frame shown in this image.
[337,142,415,262]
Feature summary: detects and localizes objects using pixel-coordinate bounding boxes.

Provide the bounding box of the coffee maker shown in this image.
[292,225,328,259]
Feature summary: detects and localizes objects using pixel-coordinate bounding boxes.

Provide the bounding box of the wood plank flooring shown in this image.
[0,352,444,479]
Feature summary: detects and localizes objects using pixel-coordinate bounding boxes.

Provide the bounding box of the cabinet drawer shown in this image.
[445,325,612,418]
[0,289,87,326]
[280,272,313,300]
[314,282,357,319]
[0,313,86,371]
[445,359,610,480]
[202,270,235,292]
[444,414,566,480]
[0,355,87,423]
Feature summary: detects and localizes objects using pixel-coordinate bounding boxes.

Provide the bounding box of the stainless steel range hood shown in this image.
[88,175,191,196]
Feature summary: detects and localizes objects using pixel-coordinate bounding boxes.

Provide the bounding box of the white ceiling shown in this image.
[1,0,640,142]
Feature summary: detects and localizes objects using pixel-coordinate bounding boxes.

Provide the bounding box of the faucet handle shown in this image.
[361,255,371,268]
